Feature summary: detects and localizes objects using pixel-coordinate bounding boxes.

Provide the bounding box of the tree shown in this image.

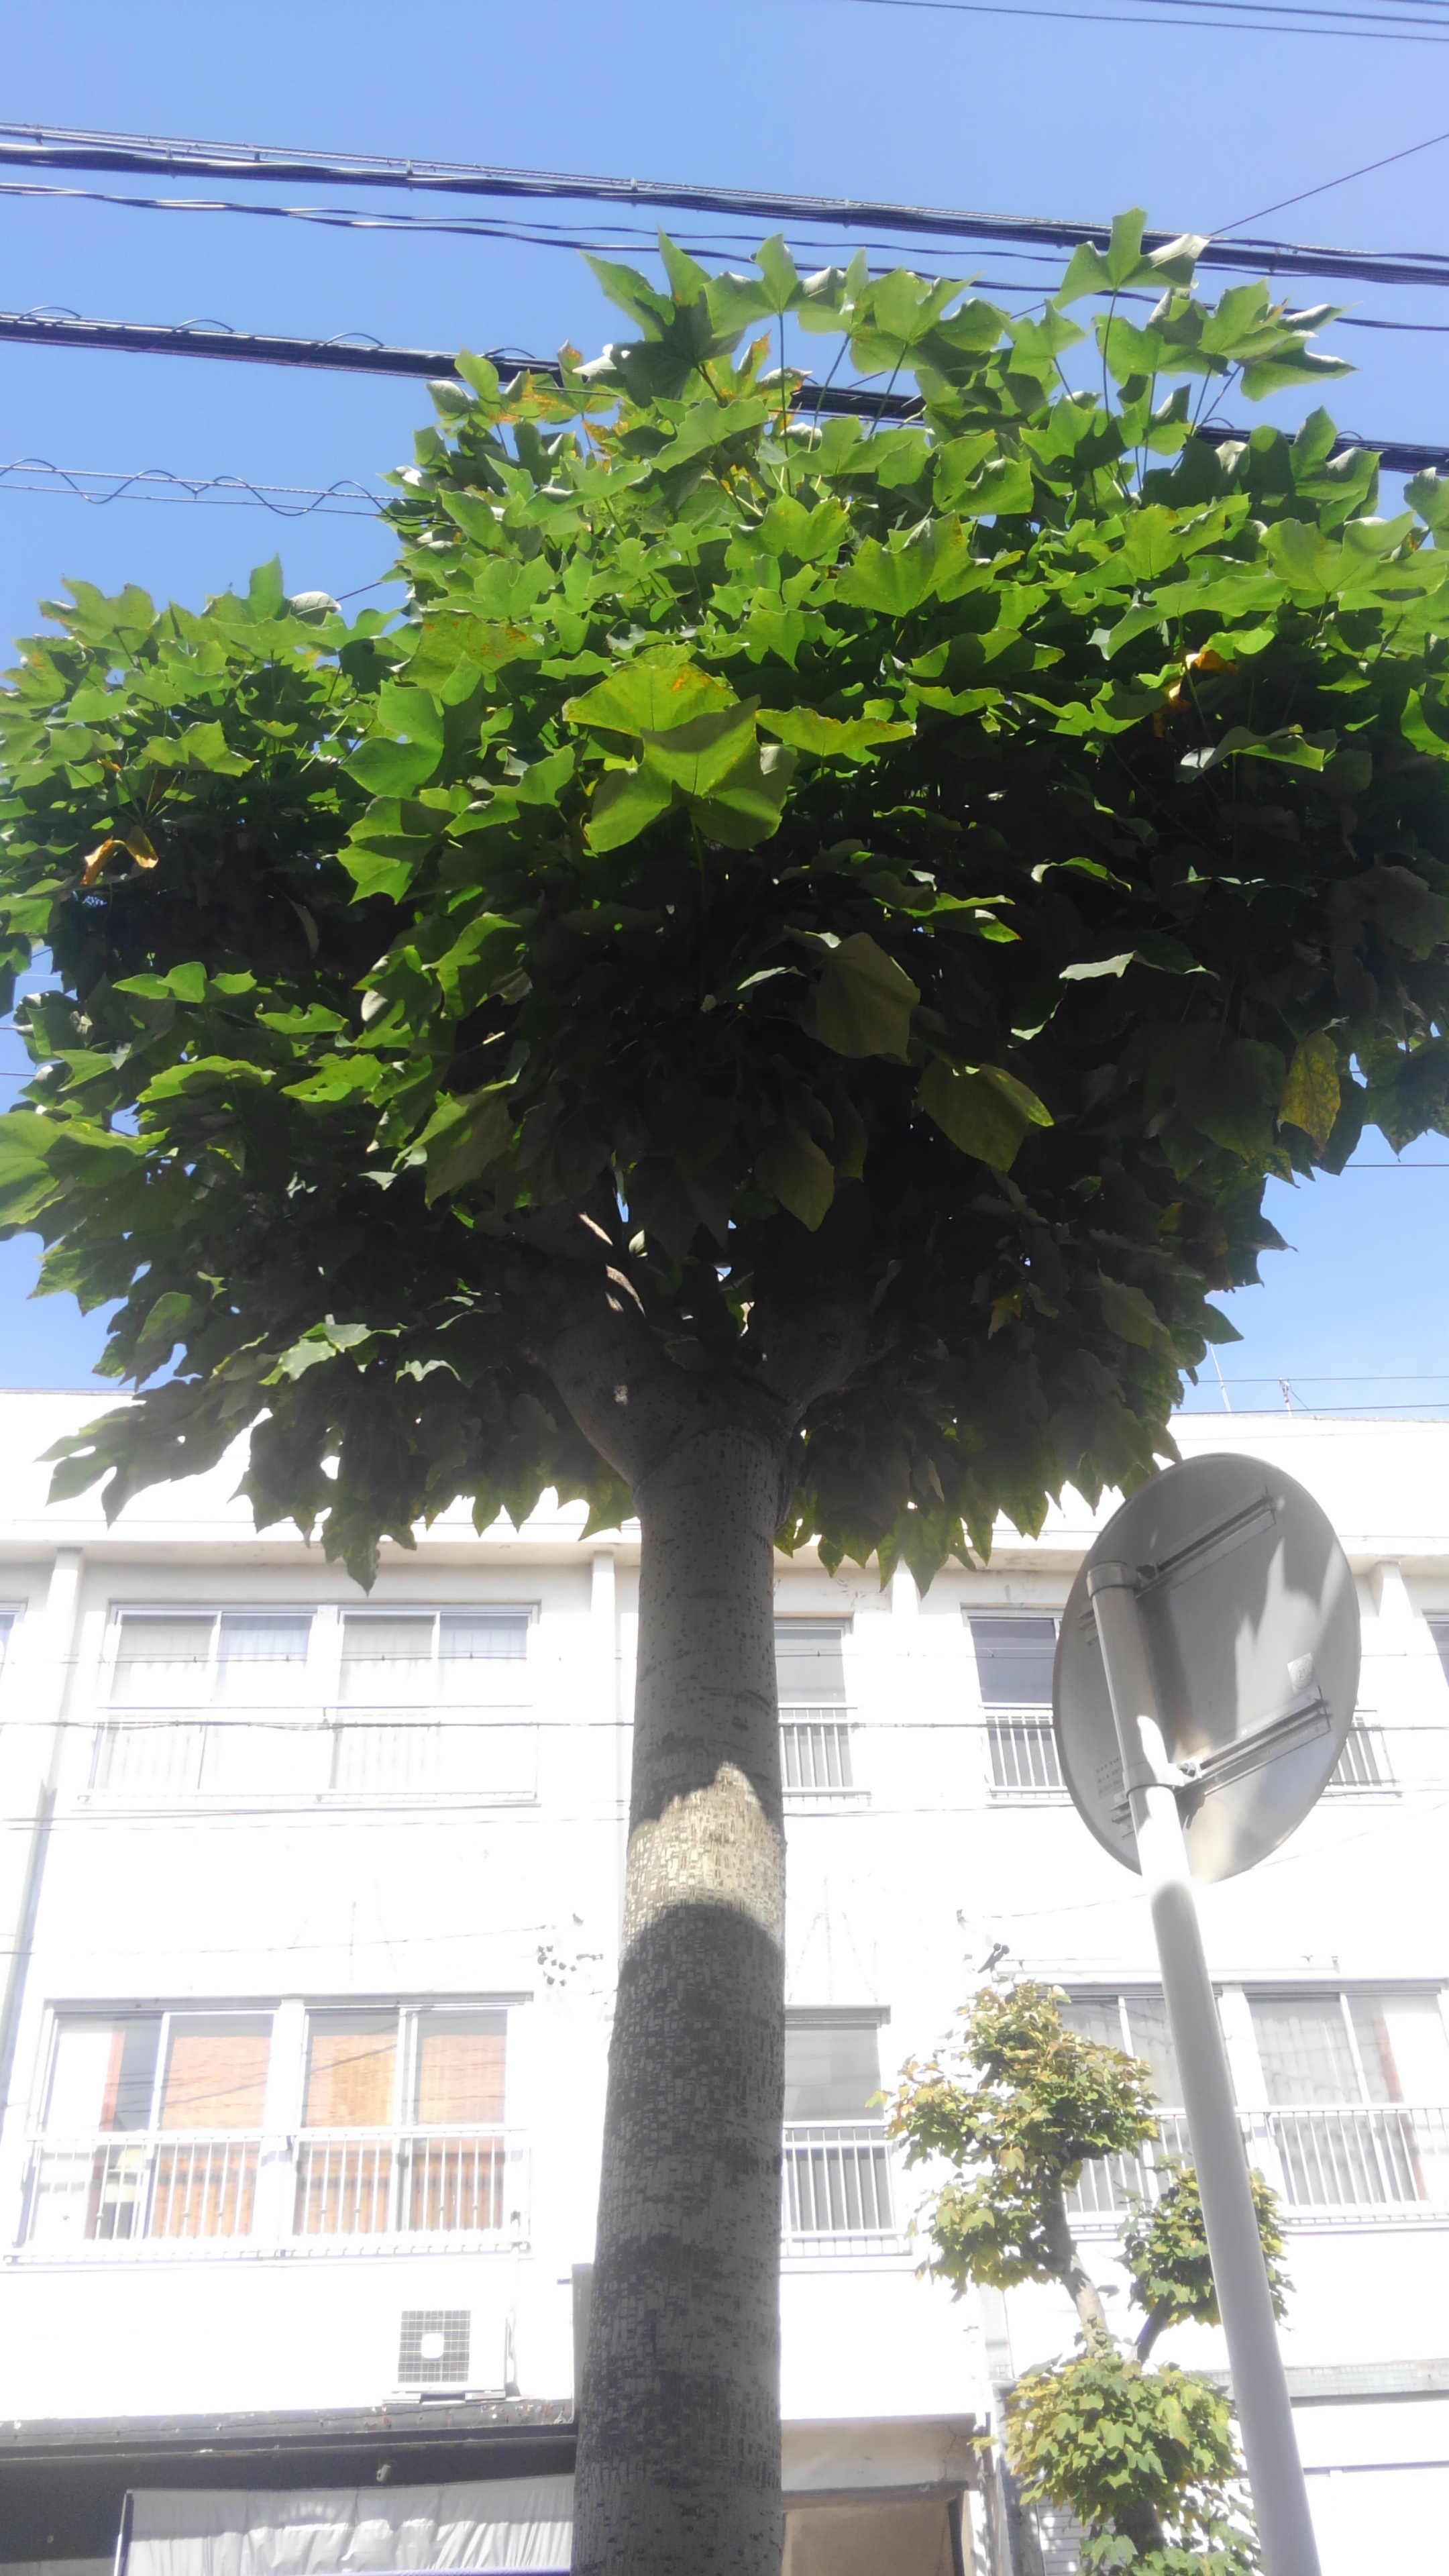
[889,1980,1290,2569]
[1,211,1446,2573]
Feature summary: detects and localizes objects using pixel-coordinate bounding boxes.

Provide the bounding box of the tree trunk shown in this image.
[1044,2184,1110,2340]
[572,1419,788,2576]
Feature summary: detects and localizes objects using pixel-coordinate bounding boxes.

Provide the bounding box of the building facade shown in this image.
[0,1387,1445,2573]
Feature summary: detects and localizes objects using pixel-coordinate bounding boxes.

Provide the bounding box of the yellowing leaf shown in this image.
[80,828,158,888]
[813,932,920,1059]
[1279,1031,1340,1150]
[565,653,736,737]
[755,1128,835,1230]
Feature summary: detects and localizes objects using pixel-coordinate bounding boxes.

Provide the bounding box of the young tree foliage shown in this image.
[890,1981,1288,2570]
[0,213,1444,2573]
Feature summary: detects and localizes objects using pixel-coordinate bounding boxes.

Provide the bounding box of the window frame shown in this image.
[965,1607,1068,1799]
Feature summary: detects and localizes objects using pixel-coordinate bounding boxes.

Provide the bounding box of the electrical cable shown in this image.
[1218,121,1449,235]
[836,0,1449,34]
[0,308,1440,472]
[0,458,382,516]
[4,121,1449,295]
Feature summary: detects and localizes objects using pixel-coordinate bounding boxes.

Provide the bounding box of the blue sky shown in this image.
[1,0,1448,1417]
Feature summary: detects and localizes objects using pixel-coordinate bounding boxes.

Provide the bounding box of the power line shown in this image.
[4,121,1449,295]
[839,0,1449,33]
[0,307,1442,474]
[0,458,382,517]
[1218,122,1449,235]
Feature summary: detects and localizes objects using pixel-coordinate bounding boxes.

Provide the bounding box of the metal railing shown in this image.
[780,1710,858,1797]
[24,2134,260,2246]
[1267,2104,1449,2210]
[1323,1720,1396,1796]
[1065,2113,1192,2218]
[292,2127,520,2237]
[90,1709,535,1800]
[782,2121,900,2253]
[23,2127,525,2249]
[1068,2104,1449,2220]
[986,1713,1066,1797]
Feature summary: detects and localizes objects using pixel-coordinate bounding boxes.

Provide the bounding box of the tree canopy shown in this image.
[3,212,1449,1580]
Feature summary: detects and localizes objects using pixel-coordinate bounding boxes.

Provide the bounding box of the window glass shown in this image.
[303,2011,398,2126]
[774,1624,847,1707]
[413,2012,506,2124]
[969,1615,1057,1708]
[214,1613,311,1705]
[1430,1617,1449,1687]
[1251,1996,1359,2104]
[439,1613,528,1662]
[46,2016,161,2132]
[0,1611,14,1671]
[1124,1995,1182,2105]
[1350,1992,1449,2106]
[159,2016,272,2129]
[339,1616,433,1705]
[1057,1997,1124,2051]
[784,2020,882,2118]
[111,1616,214,1706]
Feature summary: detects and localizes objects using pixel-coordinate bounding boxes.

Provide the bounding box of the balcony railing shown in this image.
[25,2134,262,2247]
[89,1711,535,1801]
[782,2121,901,2254]
[780,1710,861,1800]
[1268,2104,1449,2210]
[1067,2104,1449,2221]
[986,1713,1067,1799]
[1322,1720,1396,1796]
[21,2127,526,2250]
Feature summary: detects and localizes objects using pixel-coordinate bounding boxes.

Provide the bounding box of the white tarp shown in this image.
[123,2481,574,2576]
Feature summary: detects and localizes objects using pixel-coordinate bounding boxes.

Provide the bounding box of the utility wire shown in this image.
[4,121,1449,294]
[837,0,1449,34]
[1219,122,1449,235]
[0,308,1441,472]
[0,459,382,516]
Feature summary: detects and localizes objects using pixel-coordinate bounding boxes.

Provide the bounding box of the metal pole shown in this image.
[1087,1562,1321,2576]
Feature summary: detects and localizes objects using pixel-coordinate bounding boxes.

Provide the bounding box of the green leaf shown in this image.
[918,1059,1051,1169]
[689,741,797,849]
[641,701,759,796]
[0,1112,57,1227]
[584,759,677,853]
[758,707,914,759]
[115,960,207,1004]
[1181,725,1330,776]
[418,1084,516,1199]
[1093,1275,1159,1347]
[1280,1032,1340,1151]
[246,557,286,622]
[835,537,934,616]
[143,720,253,775]
[812,933,920,1059]
[565,653,736,737]
[755,1128,835,1229]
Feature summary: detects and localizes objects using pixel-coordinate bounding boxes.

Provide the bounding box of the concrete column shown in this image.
[0,1548,85,2139]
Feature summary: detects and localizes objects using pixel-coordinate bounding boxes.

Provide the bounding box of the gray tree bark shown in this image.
[572,1421,788,2575]
[525,1236,871,2576]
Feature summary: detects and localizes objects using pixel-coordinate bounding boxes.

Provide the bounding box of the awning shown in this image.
[121,2481,573,2576]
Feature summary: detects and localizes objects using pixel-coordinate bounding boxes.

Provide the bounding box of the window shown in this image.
[0,1609,15,1674]
[1057,1991,1181,2106]
[294,2005,510,2239]
[782,2015,896,2251]
[1326,1719,1395,1796]
[28,2010,272,2247]
[1250,1988,1449,2211]
[24,2000,519,2253]
[968,1612,1065,1794]
[333,1611,532,1796]
[98,1609,314,1796]
[775,1622,856,1796]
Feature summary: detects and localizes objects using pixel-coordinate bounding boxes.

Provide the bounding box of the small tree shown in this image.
[1,217,1445,2573]
[889,1982,1289,2568]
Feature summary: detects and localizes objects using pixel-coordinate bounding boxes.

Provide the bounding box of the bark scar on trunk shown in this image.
[623,1762,785,1953]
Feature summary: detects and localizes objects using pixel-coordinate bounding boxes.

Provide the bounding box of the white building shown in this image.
[0,1387,1444,2576]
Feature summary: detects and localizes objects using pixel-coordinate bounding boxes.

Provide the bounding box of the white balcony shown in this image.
[87,1711,537,1803]
[21,2127,528,2253]
[780,1710,863,1803]
[782,2121,902,2256]
[985,1713,1067,1799]
[1067,2104,1449,2224]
